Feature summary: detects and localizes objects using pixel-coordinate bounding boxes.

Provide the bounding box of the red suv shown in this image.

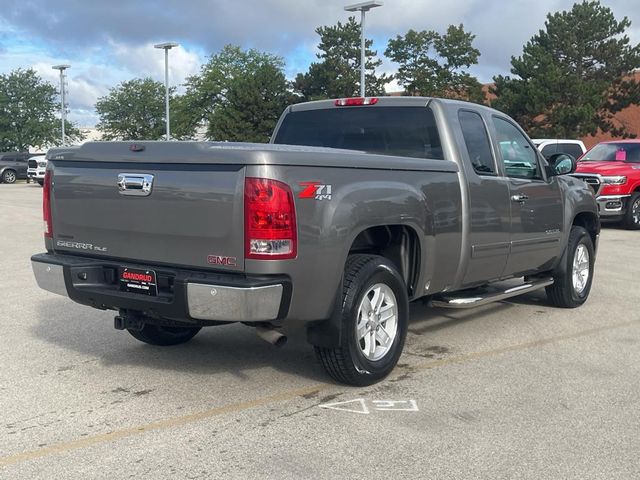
[574,140,640,229]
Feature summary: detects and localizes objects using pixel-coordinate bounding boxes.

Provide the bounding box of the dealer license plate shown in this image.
[119,267,157,296]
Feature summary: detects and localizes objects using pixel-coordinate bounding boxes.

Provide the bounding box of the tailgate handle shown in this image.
[117,173,154,196]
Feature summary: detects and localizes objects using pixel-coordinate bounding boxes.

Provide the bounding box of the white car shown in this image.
[532,139,587,160]
[27,155,48,186]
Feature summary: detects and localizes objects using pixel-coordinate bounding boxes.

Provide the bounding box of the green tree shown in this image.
[492,1,640,138]
[95,78,176,140]
[294,17,392,100]
[0,68,83,151]
[385,24,483,102]
[183,45,293,142]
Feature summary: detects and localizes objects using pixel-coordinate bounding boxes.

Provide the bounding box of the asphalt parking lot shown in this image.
[1,182,639,479]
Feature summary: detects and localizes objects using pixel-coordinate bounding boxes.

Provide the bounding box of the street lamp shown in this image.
[154,42,179,140]
[52,64,71,145]
[344,1,383,97]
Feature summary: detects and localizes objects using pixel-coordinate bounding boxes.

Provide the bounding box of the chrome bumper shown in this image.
[32,261,68,296]
[596,195,630,216]
[187,283,283,322]
[27,169,45,179]
[31,258,284,323]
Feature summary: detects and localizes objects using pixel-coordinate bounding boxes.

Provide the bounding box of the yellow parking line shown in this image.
[1,318,638,468]
[0,385,329,468]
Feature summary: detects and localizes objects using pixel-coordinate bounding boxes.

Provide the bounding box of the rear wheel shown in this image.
[128,324,202,346]
[314,254,409,386]
[546,226,595,308]
[624,193,640,230]
[1,170,16,184]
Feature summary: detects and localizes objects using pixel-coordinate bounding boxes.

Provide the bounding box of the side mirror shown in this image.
[547,153,577,176]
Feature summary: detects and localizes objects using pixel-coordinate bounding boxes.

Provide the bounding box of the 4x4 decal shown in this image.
[299,181,332,200]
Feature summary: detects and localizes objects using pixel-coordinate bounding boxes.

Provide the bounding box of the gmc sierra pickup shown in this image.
[31,97,599,385]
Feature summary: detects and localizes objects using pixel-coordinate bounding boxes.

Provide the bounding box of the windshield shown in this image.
[581,142,640,163]
[273,106,444,160]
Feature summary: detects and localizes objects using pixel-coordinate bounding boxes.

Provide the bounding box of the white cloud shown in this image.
[108,41,204,92]
[1,0,639,125]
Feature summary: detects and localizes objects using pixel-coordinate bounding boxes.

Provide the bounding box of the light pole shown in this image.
[154,42,179,140]
[344,1,383,97]
[52,64,70,145]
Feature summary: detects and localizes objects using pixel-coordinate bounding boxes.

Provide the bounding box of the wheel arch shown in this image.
[552,210,599,278]
[347,224,421,298]
[572,211,599,247]
[307,224,422,350]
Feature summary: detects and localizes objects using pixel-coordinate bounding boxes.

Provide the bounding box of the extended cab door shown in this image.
[457,109,511,285]
[492,116,563,276]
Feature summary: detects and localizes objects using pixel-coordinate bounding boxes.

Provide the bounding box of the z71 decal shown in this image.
[299,181,332,201]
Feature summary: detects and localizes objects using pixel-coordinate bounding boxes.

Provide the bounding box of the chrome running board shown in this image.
[430,277,554,309]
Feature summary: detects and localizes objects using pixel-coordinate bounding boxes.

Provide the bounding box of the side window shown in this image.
[493,117,541,179]
[558,143,584,159]
[540,144,557,159]
[458,110,495,175]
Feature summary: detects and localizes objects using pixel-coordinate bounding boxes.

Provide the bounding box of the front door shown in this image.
[492,116,563,276]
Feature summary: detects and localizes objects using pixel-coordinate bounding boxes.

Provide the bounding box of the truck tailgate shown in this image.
[50,162,245,271]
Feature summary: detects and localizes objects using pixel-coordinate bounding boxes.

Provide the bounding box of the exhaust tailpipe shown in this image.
[255,326,287,348]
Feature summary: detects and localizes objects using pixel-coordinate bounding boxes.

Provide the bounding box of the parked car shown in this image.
[31,97,599,385]
[574,140,640,229]
[27,156,48,186]
[0,151,39,184]
[532,139,587,160]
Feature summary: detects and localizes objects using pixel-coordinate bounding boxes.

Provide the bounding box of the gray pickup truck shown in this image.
[32,97,599,385]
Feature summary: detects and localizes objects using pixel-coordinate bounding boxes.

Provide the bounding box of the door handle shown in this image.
[117,173,154,196]
[511,194,529,203]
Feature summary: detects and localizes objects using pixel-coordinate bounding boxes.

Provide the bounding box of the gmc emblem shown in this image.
[207,255,237,267]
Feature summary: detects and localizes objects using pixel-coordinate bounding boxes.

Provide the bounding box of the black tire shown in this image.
[1,170,17,184]
[624,193,640,230]
[127,324,202,346]
[546,226,595,308]
[37,180,44,186]
[315,254,409,386]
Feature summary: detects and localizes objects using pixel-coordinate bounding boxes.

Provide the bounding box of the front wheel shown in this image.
[128,324,202,346]
[546,226,595,308]
[315,254,409,386]
[624,193,640,230]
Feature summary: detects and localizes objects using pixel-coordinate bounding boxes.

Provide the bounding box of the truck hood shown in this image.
[576,161,636,175]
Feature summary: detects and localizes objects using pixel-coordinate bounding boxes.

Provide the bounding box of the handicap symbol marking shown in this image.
[371,399,419,411]
[319,398,370,414]
[318,399,418,414]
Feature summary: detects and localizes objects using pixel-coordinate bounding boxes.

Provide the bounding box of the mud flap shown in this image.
[306,283,344,348]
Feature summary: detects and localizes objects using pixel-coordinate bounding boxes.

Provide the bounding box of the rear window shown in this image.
[273,106,444,160]
[540,144,557,158]
[557,143,584,159]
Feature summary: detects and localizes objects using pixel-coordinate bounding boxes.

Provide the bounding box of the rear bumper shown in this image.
[31,253,291,324]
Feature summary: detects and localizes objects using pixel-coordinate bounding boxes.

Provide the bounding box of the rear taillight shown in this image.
[244,177,297,260]
[335,97,378,106]
[43,170,53,238]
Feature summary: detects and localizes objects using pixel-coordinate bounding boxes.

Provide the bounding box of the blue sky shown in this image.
[1,0,638,126]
